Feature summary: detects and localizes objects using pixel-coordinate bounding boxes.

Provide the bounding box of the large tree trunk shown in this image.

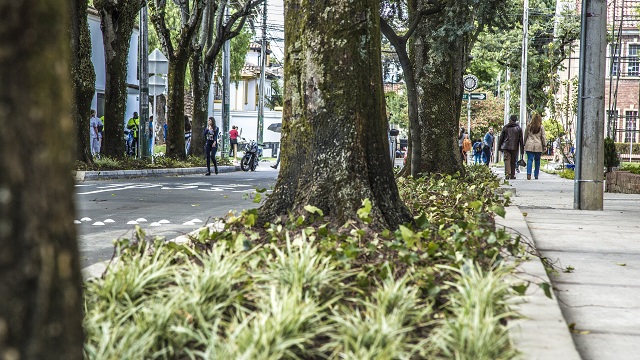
[413,18,466,175]
[260,0,412,229]
[0,1,83,358]
[190,50,210,157]
[165,57,189,159]
[71,0,97,164]
[95,0,142,159]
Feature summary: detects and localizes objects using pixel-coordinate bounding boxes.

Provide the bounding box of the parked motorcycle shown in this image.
[240,138,263,172]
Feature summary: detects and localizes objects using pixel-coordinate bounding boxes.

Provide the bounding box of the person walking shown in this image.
[126,111,140,157]
[89,109,102,157]
[229,125,239,159]
[498,115,524,179]
[462,133,472,164]
[524,113,547,180]
[482,127,495,166]
[203,117,219,175]
[472,139,483,164]
[458,127,466,162]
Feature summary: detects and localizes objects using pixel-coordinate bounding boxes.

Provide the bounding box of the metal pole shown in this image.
[466,93,471,137]
[139,5,150,159]
[519,0,529,128]
[222,4,231,159]
[504,68,511,125]
[574,0,606,210]
[257,0,268,145]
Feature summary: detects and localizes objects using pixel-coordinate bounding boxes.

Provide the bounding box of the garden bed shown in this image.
[605,171,640,194]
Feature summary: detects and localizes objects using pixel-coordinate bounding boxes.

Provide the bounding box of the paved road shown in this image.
[75,165,278,267]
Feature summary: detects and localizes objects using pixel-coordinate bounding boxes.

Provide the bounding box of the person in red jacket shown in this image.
[229,125,239,159]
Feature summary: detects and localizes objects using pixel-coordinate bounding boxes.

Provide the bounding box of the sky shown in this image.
[263,0,285,62]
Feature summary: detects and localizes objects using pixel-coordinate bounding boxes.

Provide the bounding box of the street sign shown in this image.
[463,74,479,92]
[462,93,487,101]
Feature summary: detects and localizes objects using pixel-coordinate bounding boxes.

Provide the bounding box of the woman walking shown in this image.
[203,117,219,175]
[524,113,547,180]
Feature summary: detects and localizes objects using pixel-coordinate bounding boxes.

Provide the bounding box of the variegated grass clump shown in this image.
[427,262,518,360]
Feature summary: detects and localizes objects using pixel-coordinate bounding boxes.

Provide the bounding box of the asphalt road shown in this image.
[75,165,278,268]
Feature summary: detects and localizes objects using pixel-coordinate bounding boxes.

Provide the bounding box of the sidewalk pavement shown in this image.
[495,163,640,360]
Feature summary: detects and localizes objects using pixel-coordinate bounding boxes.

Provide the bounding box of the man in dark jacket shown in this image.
[498,115,524,179]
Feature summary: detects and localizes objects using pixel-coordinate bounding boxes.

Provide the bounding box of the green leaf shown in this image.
[304,205,324,216]
[253,193,262,203]
[540,282,553,299]
[512,282,530,295]
[357,198,372,224]
[492,204,506,218]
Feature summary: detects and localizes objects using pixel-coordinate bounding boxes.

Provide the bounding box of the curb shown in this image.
[81,221,225,280]
[74,165,241,181]
[498,206,581,360]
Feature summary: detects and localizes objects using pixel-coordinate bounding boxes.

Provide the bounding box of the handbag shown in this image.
[517,158,526,167]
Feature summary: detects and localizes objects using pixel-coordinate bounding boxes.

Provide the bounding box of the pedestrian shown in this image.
[271,151,281,169]
[126,111,140,157]
[184,115,192,154]
[482,127,495,166]
[524,113,547,180]
[472,139,483,164]
[89,109,102,157]
[553,137,561,163]
[203,117,219,175]
[149,115,154,155]
[462,133,472,164]
[229,125,239,158]
[498,115,524,179]
[458,127,466,162]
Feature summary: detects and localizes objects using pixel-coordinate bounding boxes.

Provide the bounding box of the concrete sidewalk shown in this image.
[496,165,640,360]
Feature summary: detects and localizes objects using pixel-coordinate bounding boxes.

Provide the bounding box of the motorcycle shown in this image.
[240,138,263,172]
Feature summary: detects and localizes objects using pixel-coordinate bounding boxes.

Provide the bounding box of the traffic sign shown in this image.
[462,93,487,101]
[463,75,479,92]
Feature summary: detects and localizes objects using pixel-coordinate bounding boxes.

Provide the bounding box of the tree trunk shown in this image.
[260,0,412,229]
[190,51,209,157]
[413,18,465,175]
[165,57,189,159]
[95,0,142,159]
[0,1,83,358]
[71,0,97,164]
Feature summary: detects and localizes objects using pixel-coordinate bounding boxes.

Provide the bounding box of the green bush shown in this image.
[605,138,620,172]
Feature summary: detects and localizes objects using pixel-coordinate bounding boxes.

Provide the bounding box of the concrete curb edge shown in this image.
[498,205,581,360]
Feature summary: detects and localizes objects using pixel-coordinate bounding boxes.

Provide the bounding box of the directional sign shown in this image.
[462,93,487,101]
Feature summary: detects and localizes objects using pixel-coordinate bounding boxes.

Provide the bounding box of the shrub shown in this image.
[604,137,620,172]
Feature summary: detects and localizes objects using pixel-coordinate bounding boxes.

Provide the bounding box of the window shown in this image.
[628,44,640,76]
[625,110,637,143]
[610,44,621,76]
[607,110,618,139]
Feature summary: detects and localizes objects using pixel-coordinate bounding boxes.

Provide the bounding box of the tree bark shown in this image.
[413,11,466,174]
[260,0,412,229]
[71,0,97,164]
[165,58,189,158]
[94,0,143,159]
[0,1,83,358]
